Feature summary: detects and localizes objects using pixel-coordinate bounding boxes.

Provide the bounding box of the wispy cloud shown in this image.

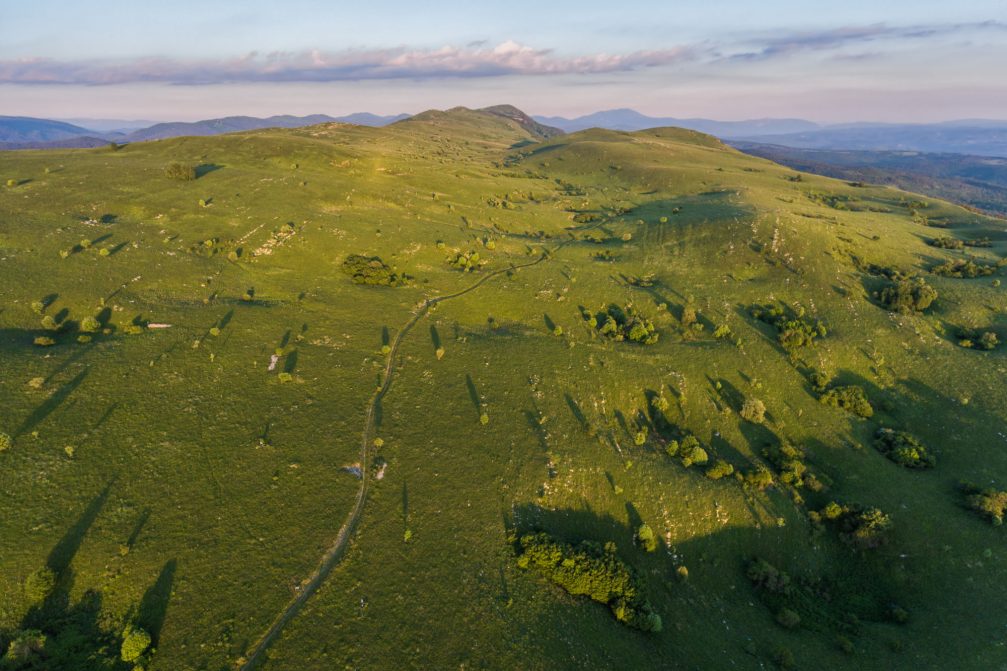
[0,41,697,85]
[727,20,1007,61]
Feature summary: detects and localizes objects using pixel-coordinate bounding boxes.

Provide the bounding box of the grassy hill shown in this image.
[1,107,1006,671]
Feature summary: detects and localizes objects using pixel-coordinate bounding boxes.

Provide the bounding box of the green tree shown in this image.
[120,625,151,662]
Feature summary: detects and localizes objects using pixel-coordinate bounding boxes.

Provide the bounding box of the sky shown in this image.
[1,0,1006,123]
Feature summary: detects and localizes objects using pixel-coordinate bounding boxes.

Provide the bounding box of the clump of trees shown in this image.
[763,442,826,492]
[740,398,766,423]
[446,250,486,272]
[819,385,873,418]
[930,258,999,278]
[342,254,407,286]
[749,303,826,353]
[928,236,991,249]
[164,163,196,181]
[877,277,937,313]
[812,501,892,549]
[705,459,735,480]
[957,328,999,350]
[666,434,708,468]
[874,428,936,468]
[515,532,662,632]
[584,304,659,345]
[961,483,1007,525]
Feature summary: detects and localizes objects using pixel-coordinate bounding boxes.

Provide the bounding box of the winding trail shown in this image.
[238,252,550,669]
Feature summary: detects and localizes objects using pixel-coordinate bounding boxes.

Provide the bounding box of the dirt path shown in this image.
[237,252,550,669]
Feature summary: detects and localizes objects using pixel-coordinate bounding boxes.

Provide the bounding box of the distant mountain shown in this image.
[56,118,158,133]
[480,105,564,139]
[0,116,101,143]
[0,136,111,151]
[534,109,820,136]
[732,124,1007,157]
[732,141,1007,216]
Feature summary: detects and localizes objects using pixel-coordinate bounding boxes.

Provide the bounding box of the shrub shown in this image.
[813,502,891,549]
[874,428,935,468]
[33,336,55,347]
[590,303,659,345]
[750,302,825,353]
[79,316,101,333]
[743,467,775,492]
[877,278,937,313]
[776,607,801,629]
[930,258,997,278]
[342,254,407,286]
[3,629,46,664]
[30,300,44,314]
[515,531,661,632]
[40,315,57,330]
[705,459,735,480]
[959,328,999,350]
[25,567,56,604]
[120,624,151,662]
[819,385,873,418]
[772,646,796,670]
[740,398,766,423]
[0,432,10,452]
[747,558,791,594]
[678,435,708,468]
[446,250,485,272]
[635,523,658,552]
[164,163,196,180]
[961,483,1007,525]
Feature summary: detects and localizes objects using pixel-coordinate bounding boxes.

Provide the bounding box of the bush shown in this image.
[79,316,101,333]
[120,624,151,662]
[33,336,55,347]
[874,428,935,468]
[0,432,10,452]
[515,532,661,632]
[877,278,937,313]
[961,483,1007,525]
[750,302,825,353]
[814,502,891,549]
[740,398,766,423]
[819,385,873,418]
[930,258,997,278]
[743,467,775,492]
[25,567,55,604]
[164,163,196,180]
[3,629,46,664]
[705,459,735,480]
[446,250,485,272]
[678,435,708,468]
[342,254,407,286]
[776,607,801,629]
[589,304,659,345]
[635,523,658,552]
[746,558,792,594]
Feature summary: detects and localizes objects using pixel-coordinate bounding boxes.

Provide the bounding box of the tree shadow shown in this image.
[381,326,390,347]
[278,329,291,349]
[126,508,151,550]
[283,350,298,374]
[465,374,482,416]
[543,313,556,332]
[429,325,441,351]
[195,164,222,178]
[218,309,234,329]
[564,393,589,431]
[137,559,176,645]
[106,241,129,256]
[16,367,89,438]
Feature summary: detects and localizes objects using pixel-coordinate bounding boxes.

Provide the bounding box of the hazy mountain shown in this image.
[56,118,158,133]
[0,136,112,151]
[534,109,820,136]
[732,141,1007,216]
[0,116,100,143]
[733,124,1007,156]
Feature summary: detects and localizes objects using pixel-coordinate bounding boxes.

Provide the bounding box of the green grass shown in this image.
[2,107,1007,670]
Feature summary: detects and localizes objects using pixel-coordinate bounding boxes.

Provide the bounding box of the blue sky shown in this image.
[2,0,1006,121]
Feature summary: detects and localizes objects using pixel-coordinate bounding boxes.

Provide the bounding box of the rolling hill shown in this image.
[1,106,1006,671]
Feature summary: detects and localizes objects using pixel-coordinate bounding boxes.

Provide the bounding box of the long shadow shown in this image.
[219,309,235,329]
[195,163,222,178]
[126,508,151,549]
[283,350,299,374]
[47,481,113,576]
[138,559,176,645]
[429,325,441,352]
[17,368,89,438]
[465,374,482,416]
[543,313,556,331]
[564,393,588,430]
[107,241,129,256]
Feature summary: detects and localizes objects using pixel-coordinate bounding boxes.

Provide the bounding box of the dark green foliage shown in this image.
[762,442,825,491]
[445,250,485,272]
[588,304,659,345]
[874,428,935,468]
[24,567,55,604]
[957,328,999,350]
[743,467,775,492]
[813,502,892,549]
[877,277,937,313]
[3,629,46,666]
[164,163,196,181]
[671,435,708,468]
[928,236,992,250]
[930,258,997,278]
[776,608,801,629]
[705,459,735,480]
[635,523,658,552]
[819,385,873,418]
[961,483,1007,525]
[750,302,826,353]
[342,254,407,286]
[747,558,792,595]
[515,532,662,632]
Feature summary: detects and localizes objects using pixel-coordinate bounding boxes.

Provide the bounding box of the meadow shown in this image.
[1,106,1006,670]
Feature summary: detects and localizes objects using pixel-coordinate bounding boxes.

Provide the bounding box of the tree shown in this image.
[164,163,196,181]
[79,316,101,333]
[740,398,766,423]
[120,625,151,662]
[636,523,658,552]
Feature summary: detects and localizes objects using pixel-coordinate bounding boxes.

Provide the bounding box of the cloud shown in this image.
[0,41,697,85]
[728,20,1007,61]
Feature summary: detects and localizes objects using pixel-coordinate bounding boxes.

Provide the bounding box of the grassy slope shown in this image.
[1,109,1006,670]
